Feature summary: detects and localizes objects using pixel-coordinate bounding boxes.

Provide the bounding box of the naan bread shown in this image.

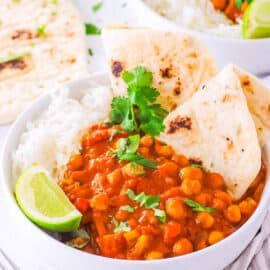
[160,66,261,200]
[101,27,217,112]
[0,0,88,124]
[231,65,270,146]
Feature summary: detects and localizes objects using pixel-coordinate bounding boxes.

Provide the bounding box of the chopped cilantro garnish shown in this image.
[92,1,103,12]
[85,23,101,35]
[126,189,160,209]
[110,67,168,138]
[88,48,93,57]
[184,198,216,213]
[36,25,47,37]
[191,163,203,169]
[114,221,131,233]
[154,209,166,223]
[120,205,135,213]
[112,135,157,169]
[0,52,30,64]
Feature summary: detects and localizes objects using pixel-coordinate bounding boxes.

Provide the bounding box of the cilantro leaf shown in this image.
[114,221,131,233]
[126,189,160,209]
[235,0,243,9]
[184,198,216,213]
[85,23,101,35]
[110,67,168,137]
[36,25,47,37]
[92,1,103,12]
[110,97,137,132]
[120,205,135,213]
[112,135,158,169]
[154,209,166,223]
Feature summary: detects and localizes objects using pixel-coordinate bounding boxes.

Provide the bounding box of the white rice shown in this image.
[144,0,242,38]
[12,86,113,181]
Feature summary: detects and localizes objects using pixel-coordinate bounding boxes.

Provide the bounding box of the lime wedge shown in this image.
[242,0,270,39]
[15,164,82,232]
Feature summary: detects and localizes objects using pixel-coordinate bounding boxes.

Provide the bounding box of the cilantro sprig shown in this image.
[112,134,157,169]
[234,0,253,10]
[184,198,216,213]
[110,67,168,138]
[113,221,131,233]
[126,189,166,223]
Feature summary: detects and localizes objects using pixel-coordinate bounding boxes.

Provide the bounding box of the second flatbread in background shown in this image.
[0,0,88,124]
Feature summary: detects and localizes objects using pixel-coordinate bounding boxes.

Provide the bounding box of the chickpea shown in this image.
[195,240,207,250]
[68,154,84,170]
[180,167,203,181]
[205,173,224,189]
[115,208,129,221]
[156,145,173,158]
[140,135,153,147]
[124,230,140,247]
[173,238,193,256]
[239,197,257,216]
[133,235,152,257]
[225,204,241,223]
[107,169,122,186]
[214,190,232,205]
[212,198,226,211]
[196,212,215,229]
[195,193,212,206]
[166,197,187,220]
[146,251,164,260]
[181,178,202,195]
[208,231,224,245]
[122,162,145,178]
[172,154,189,166]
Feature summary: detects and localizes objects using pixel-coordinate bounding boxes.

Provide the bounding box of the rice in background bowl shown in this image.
[144,0,242,38]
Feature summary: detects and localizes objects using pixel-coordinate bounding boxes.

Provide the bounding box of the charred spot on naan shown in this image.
[0,55,33,80]
[160,67,173,79]
[11,30,34,40]
[239,76,254,95]
[167,116,192,134]
[111,61,124,77]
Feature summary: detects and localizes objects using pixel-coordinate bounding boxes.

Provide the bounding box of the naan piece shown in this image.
[0,0,88,124]
[231,65,270,146]
[101,27,217,112]
[160,66,261,200]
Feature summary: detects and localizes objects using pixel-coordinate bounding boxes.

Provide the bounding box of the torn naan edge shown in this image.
[160,66,261,200]
[231,65,270,146]
[101,27,217,112]
[0,0,88,124]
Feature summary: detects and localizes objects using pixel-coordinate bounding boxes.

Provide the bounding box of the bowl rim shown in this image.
[135,0,270,43]
[1,73,270,266]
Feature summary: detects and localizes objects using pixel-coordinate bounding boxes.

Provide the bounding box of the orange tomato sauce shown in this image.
[59,124,265,260]
[211,0,249,22]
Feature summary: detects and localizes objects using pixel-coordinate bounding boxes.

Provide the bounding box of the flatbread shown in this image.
[231,65,270,146]
[101,27,217,112]
[0,0,88,124]
[159,66,261,200]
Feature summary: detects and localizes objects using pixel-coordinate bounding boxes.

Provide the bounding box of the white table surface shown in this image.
[0,1,270,269]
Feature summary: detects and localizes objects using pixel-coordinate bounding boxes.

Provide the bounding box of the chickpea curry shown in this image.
[211,0,252,22]
[60,124,265,259]
[58,66,265,260]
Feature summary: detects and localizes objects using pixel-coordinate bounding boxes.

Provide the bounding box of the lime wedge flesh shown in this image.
[242,0,270,39]
[15,164,82,232]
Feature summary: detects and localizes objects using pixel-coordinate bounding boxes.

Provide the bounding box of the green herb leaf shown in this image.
[66,229,90,249]
[114,221,131,233]
[36,25,47,37]
[154,209,166,223]
[235,0,243,9]
[191,163,203,169]
[110,67,168,137]
[0,52,30,64]
[85,23,101,35]
[184,198,216,213]
[120,205,135,213]
[92,1,103,12]
[112,135,157,169]
[126,189,160,209]
[88,48,93,56]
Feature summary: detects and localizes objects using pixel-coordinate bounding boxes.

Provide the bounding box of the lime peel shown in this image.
[15,164,82,232]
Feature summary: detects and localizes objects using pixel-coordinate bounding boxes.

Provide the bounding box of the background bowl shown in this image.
[1,74,270,270]
[134,0,270,76]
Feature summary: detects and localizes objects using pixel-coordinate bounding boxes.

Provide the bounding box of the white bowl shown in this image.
[1,74,270,270]
[133,0,270,76]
